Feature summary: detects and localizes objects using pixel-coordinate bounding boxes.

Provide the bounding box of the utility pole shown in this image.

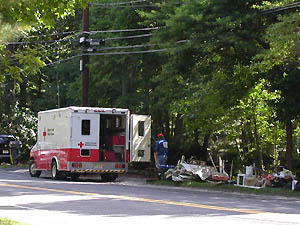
[4,44,16,115]
[82,7,89,107]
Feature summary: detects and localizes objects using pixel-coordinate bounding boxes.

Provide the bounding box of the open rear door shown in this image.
[130,114,151,162]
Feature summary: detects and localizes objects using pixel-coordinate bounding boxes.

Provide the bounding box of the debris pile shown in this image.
[164,156,229,182]
[236,165,300,191]
[266,167,299,190]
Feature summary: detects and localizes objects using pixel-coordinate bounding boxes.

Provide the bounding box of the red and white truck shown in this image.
[29,106,151,181]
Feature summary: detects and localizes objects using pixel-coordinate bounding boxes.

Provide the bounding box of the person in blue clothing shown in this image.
[154,133,168,168]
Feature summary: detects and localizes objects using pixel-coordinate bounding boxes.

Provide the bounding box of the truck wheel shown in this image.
[29,160,41,177]
[51,161,63,180]
[101,173,118,182]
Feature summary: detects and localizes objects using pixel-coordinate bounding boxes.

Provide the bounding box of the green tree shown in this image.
[141,0,265,161]
[0,1,86,159]
[254,7,300,170]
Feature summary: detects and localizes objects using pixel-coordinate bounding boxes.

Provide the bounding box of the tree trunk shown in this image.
[19,77,27,109]
[201,133,210,161]
[173,113,183,146]
[4,44,16,115]
[4,74,16,115]
[285,119,294,170]
[253,113,263,170]
[122,77,128,97]
[251,97,263,170]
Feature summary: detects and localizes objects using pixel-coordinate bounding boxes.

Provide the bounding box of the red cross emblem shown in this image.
[43,128,46,140]
[78,142,84,148]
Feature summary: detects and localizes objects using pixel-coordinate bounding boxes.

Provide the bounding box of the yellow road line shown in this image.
[0,182,266,214]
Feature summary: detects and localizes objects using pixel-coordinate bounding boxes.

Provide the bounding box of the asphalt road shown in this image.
[0,167,300,225]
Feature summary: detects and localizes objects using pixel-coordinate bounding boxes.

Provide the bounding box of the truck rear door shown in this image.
[130,114,151,162]
[71,113,100,160]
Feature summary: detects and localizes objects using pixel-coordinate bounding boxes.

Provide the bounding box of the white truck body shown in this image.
[29,106,151,179]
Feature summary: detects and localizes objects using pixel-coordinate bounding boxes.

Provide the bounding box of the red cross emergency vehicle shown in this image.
[29,106,151,181]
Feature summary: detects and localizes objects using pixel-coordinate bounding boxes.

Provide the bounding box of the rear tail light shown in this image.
[72,163,83,168]
[115,164,126,169]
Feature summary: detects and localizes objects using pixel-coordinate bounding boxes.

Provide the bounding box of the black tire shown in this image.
[101,173,118,182]
[29,160,41,177]
[51,161,63,180]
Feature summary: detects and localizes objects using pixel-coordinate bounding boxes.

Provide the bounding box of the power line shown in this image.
[84,48,167,56]
[45,54,81,66]
[261,1,300,15]
[6,32,153,46]
[106,33,152,40]
[4,37,187,67]
[88,27,160,34]
[6,38,76,46]
[44,48,168,67]
[88,0,195,8]
[85,39,187,52]
[2,31,157,68]
[86,43,156,52]
[89,0,147,6]
[89,4,157,8]
[2,42,77,67]
[21,31,81,39]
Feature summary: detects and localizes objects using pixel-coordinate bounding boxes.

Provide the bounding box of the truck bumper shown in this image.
[68,161,128,174]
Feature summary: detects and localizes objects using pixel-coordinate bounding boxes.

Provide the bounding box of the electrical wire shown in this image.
[105,33,152,40]
[261,1,300,15]
[89,0,147,6]
[88,27,160,34]
[44,47,167,67]
[86,39,187,52]
[89,4,158,8]
[88,1,195,8]
[2,31,154,67]
[45,54,81,66]
[21,31,81,39]
[86,43,156,52]
[84,48,167,56]
[6,38,76,46]
[2,42,77,67]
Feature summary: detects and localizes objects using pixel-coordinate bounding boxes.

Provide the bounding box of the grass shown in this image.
[147,179,300,199]
[0,218,30,225]
[0,163,28,169]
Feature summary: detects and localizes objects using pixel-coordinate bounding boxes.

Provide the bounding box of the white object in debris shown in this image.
[245,166,254,177]
[236,174,246,186]
[292,180,298,190]
[195,167,213,181]
[181,163,192,172]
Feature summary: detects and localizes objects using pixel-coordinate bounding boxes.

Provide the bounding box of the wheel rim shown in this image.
[30,163,37,175]
[52,164,57,178]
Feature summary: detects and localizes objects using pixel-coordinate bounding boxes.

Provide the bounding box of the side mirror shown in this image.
[9,140,22,148]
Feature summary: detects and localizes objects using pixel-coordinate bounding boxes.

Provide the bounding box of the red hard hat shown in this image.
[157,133,164,137]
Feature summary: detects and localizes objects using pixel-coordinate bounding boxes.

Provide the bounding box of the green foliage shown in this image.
[0,0,300,172]
[0,0,88,41]
[0,103,37,160]
[215,80,285,168]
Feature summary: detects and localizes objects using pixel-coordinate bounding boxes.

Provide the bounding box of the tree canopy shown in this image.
[0,0,300,173]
